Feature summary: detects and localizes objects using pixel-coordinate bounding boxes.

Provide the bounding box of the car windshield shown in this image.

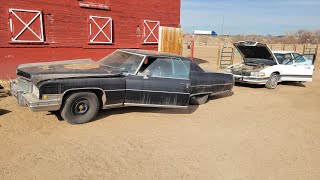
[98,51,145,74]
[274,53,286,64]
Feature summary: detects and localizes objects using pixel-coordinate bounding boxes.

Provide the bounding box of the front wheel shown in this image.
[265,73,279,89]
[61,92,100,124]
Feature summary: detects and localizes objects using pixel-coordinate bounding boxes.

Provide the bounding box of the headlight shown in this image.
[32,85,39,99]
[250,72,259,76]
[250,72,266,77]
[226,68,232,73]
[259,72,266,77]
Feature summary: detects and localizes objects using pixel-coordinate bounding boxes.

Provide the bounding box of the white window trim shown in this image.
[9,8,44,43]
[143,20,160,44]
[89,15,113,44]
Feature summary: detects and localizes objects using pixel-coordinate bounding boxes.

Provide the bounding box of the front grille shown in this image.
[232,70,250,76]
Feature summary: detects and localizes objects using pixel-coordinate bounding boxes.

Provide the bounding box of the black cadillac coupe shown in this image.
[10,49,234,124]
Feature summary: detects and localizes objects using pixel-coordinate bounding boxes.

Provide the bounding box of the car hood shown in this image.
[17,59,123,82]
[234,41,277,65]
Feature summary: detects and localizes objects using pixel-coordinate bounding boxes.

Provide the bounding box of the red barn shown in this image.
[0,0,181,78]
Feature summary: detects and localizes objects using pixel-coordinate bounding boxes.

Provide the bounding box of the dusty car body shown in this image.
[226,41,314,89]
[10,49,234,124]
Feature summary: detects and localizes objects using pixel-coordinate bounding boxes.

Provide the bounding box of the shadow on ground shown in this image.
[209,91,234,100]
[235,82,306,89]
[51,91,234,123]
[0,109,11,116]
[279,82,306,87]
[0,91,10,98]
[95,105,199,121]
[235,82,265,89]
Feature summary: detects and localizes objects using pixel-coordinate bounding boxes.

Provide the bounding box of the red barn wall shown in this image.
[0,0,181,78]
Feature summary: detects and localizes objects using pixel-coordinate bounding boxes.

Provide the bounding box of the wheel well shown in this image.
[61,89,105,110]
[272,71,281,79]
[272,71,280,75]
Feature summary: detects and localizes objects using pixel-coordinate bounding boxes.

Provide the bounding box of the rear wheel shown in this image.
[265,73,279,89]
[61,92,100,124]
[189,94,209,105]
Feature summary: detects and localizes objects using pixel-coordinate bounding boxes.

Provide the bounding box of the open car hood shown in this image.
[17,59,122,80]
[234,41,277,65]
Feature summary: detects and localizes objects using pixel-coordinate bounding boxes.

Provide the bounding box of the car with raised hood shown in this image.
[226,41,315,89]
[10,49,234,124]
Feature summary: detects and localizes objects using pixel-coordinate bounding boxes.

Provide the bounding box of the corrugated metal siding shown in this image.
[0,0,181,78]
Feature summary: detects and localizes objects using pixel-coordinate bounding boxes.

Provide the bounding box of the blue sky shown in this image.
[181,0,320,35]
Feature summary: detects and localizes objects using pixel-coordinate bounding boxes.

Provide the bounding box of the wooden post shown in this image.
[217,47,221,67]
[190,35,195,61]
[231,48,235,65]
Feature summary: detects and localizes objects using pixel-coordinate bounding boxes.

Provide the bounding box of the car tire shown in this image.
[189,94,209,105]
[265,73,279,89]
[61,92,100,124]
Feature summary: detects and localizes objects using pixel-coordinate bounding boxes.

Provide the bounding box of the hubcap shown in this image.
[270,75,278,88]
[72,98,90,115]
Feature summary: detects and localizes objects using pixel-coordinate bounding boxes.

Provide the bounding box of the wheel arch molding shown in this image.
[61,88,106,109]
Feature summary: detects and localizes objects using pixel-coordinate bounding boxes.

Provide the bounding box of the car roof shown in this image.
[119,49,188,59]
[272,50,298,54]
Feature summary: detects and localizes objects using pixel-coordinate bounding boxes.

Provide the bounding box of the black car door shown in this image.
[125,57,191,107]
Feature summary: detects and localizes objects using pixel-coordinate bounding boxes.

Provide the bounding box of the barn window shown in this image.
[9,8,44,43]
[89,16,112,44]
[143,20,160,44]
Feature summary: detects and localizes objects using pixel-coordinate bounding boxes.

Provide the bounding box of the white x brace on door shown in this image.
[143,20,160,44]
[89,16,112,44]
[9,8,44,42]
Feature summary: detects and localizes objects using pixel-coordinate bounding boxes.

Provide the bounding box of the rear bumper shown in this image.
[10,80,62,112]
[233,75,269,84]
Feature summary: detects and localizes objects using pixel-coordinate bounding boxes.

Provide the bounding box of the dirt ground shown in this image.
[1,52,320,180]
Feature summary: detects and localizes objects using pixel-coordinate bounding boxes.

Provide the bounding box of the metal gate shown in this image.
[219,47,234,68]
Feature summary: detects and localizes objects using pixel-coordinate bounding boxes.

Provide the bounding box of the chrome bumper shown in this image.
[233,75,269,85]
[10,80,62,112]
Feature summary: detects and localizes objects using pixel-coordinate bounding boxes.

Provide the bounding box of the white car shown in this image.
[226,41,315,89]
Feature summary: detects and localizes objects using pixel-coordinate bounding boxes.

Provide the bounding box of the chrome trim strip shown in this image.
[126,89,190,95]
[124,103,187,109]
[62,87,107,105]
[104,89,126,92]
[103,103,124,109]
[134,74,190,80]
[134,55,147,75]
[191,84,230,88]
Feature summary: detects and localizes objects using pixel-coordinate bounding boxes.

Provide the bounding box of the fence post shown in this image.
[217,47,221,67]
[190,35,195,61]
